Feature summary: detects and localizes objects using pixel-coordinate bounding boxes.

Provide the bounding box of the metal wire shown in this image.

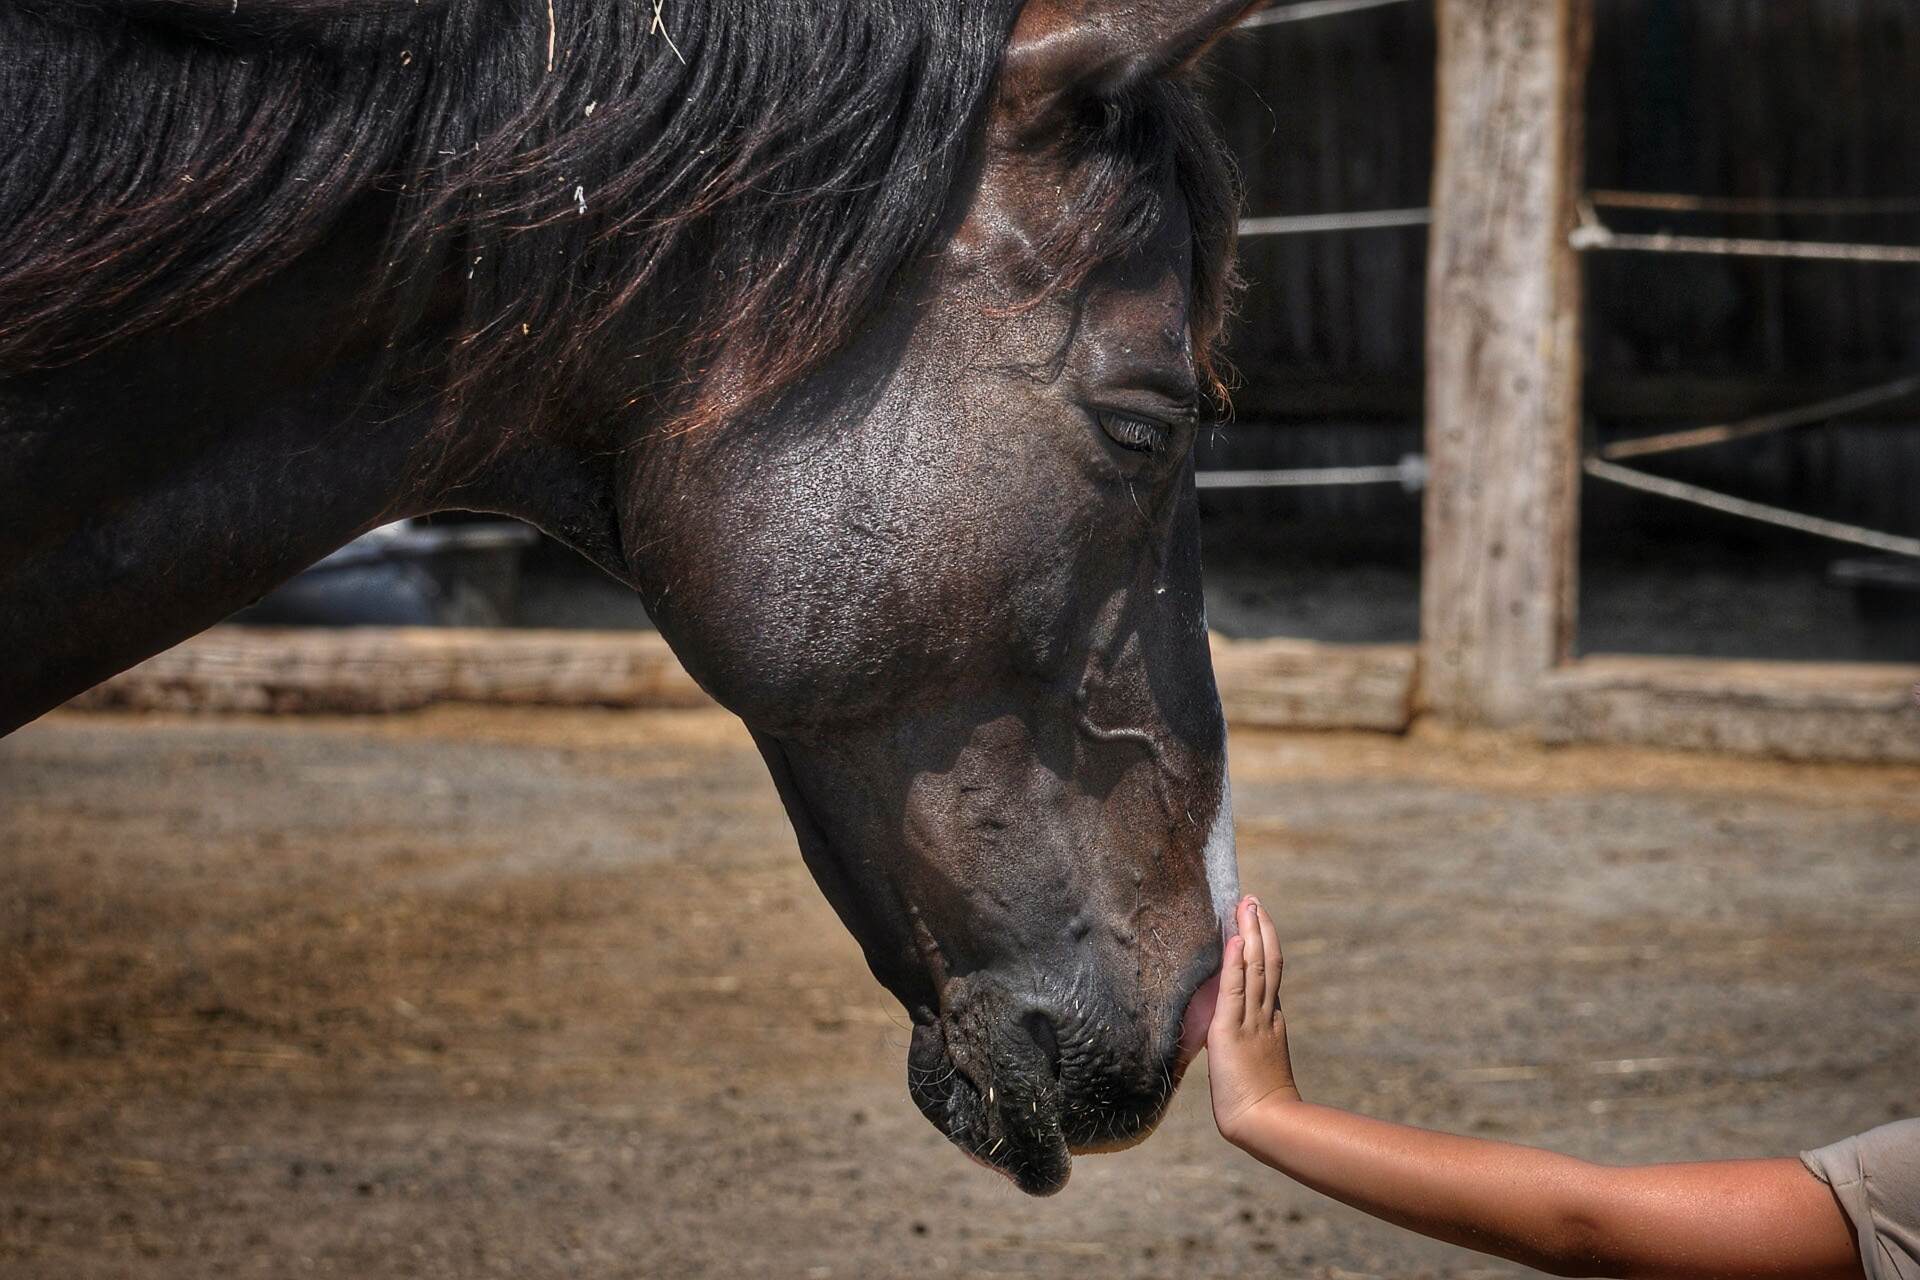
[1573,200,1920,557]
[1588,190,1920,217]
[1571,215,1920,265]
[1241,195,1920,242]
[1599,374,1920,461]
[1196,455,1429,491]
[1241,194,1920,244]
[1241,0,1415,28]
[1584,457,1920,560]
[1238,208,1431,237]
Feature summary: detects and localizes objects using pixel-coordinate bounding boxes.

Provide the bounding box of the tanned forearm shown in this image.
[1225,1097,1858,1279]
[1225,1096,1630,1274]
[1206,898,1861,1280]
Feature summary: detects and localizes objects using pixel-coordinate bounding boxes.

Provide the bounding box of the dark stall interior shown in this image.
[1198,0,1920,660]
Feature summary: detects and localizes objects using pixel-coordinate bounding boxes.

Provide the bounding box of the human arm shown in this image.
[1205,896,1863,1280]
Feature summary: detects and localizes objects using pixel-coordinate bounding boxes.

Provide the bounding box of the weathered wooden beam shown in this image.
[60,629,1920,763]
[66,627,714,715]
[1421,0,1593,726]
[64,627,1419,732]
[1539,656,1920,762]
[1210,636,1418,731]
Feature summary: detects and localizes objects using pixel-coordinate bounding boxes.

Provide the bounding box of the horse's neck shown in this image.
[0,370,435,734]
[0,211,435,727]
[0,196,645,731]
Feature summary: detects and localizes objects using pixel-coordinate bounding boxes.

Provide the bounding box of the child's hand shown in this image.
[1206,895,1301,1145]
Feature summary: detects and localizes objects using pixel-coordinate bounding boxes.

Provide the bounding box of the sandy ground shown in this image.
[3,706,1917,1278]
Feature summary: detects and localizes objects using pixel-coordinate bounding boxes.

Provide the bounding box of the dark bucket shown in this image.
[232,521,538,627]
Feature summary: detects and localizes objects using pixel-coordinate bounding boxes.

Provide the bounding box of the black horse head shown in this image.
[0,0,1257,1195]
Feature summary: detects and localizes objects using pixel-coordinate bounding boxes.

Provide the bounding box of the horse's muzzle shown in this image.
[904,949,1219,1195]
[908,1014,1073,1195]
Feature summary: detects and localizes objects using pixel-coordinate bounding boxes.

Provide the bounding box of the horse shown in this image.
[0,0,1257,1195]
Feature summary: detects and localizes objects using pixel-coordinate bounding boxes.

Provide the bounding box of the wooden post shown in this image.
[1421,0,1593,726]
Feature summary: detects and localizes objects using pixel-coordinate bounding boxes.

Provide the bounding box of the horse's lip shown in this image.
[1167,930,1227,1076]
[964,1081,1072,1196]
[904,954,1222,1194]
[945,1065,1073,1195]
[907,1020,1072,1196]
[1175,970,1222,1072]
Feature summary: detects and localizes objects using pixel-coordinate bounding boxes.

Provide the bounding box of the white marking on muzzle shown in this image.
[1202,767,1239,932]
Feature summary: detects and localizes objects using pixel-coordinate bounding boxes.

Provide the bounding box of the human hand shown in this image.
[1206,895,1300,1146]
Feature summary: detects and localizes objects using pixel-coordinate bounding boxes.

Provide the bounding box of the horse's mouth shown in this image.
[905,1018,1182,1196]
[907,1019,1074,1196]
[903,953,1221,1194]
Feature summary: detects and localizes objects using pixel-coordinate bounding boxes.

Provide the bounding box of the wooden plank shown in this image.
[1210,636,1417,732]
[1421,0,1593,726]
[66,627,1418,732]
[66,631,1920,763]
[1539,655,1920,762]
[67,627,714,715]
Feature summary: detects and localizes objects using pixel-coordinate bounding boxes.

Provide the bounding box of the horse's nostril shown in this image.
[1020,1010,1061,1079]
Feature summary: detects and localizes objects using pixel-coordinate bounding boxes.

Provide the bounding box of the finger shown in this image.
[1257,900,1283,1012]
[1239,898,1266,1023]
[1214,935,1246,1037]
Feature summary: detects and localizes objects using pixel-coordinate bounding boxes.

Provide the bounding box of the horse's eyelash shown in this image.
[1099,412,1168,453]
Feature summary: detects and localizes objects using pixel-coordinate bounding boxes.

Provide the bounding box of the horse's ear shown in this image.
[1000,0,1265,125]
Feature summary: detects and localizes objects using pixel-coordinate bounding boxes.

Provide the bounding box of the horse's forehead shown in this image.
[947,148,1189,296]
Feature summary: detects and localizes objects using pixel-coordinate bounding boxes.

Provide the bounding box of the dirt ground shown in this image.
[3,706,1917,1279]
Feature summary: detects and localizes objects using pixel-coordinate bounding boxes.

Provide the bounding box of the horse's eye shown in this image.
[1099,411,1170,454]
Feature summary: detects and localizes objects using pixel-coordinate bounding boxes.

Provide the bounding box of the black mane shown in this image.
[1,0,1238,433]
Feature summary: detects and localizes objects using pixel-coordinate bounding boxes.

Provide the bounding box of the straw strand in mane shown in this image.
[0,0,1238,436]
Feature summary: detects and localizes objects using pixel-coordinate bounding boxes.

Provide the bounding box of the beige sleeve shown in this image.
[1802,1118,1920,1280]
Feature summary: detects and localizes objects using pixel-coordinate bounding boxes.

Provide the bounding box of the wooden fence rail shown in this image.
[61,627,1920,763]
[67,627,1418,733]
[65,628,713,716]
